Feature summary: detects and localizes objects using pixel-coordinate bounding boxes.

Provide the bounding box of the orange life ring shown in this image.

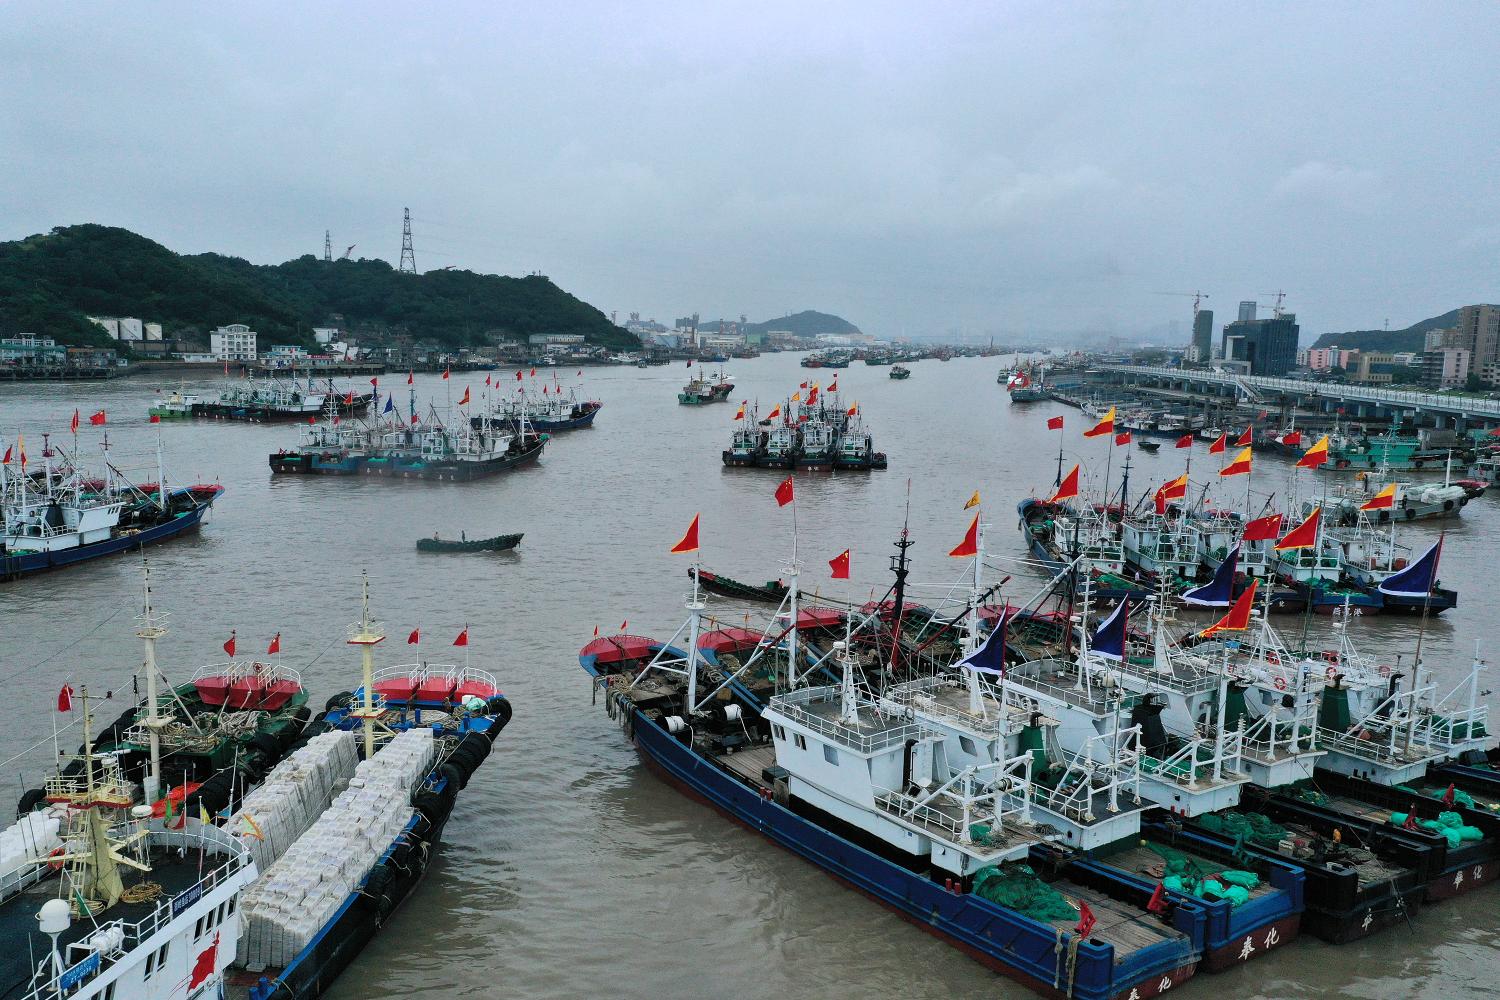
[1378,664,1392,678]
[46,847,65,871]
[1326,665,1338,680]
[1266,651,1281,665]
[1274,677,1288,691]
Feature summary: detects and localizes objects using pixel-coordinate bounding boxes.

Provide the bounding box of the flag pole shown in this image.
[1055,423,1064,487]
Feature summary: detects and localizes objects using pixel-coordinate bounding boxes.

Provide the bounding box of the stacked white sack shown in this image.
[236,728,435,972]
[225,731,358,872]
[0,804,65,882]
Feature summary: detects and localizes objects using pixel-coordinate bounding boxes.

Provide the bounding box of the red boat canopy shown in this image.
[579,634,659,664]
[698,627,767,653]
[796,607,846,629]
[977,603,1021,623]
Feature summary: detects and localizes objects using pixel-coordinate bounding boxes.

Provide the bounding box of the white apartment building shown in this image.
[210,323,258,361]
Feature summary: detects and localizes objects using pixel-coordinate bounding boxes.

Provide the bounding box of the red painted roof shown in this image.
[697,626,766,653]
[579,634,658,664]
[797,607,846,629]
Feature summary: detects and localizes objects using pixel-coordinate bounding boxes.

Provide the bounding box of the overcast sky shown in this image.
[4,2,1497,342]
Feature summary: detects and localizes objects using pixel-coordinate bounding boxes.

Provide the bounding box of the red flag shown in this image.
[766,404,781,420]
[1281,430,1302,447]
[1235,426,1253,447]
[89,410,106,426]
[829,549,851,579]
[71,409,80,433]
[1275,508,1321,550]
[1208,432,1227,455]
[1202,579,1258,636]
[149,414,161,424]
[1146,881,1168,914]
[223,631,236,657]
[332,414,341,426]
[1241,512,1284,543]
[846,403,858,417]
[2,446,10,464]
[530,368,536,376]
[453,627,469,647]
[485,375,492,386]
[371,377,379,388]
[267,633,281,655]
[516,370,523,381]
[949,514,979,558]
[308,416,316,425]
[1115,431,1131,446]
[670,514,701,554]
[593,625,599,637]
[343,391,354,406]
[619,619,628,631]
[407,628,420,644]
[1402,811,1418,831]
[542,385,549,395]
[1175,433,1193,448]
[407,370,414,385]
[1441,783,1456,808]
[188,933,220,990]
[459,387,471,406]
[56,684,73,713]
[1218,447,1252,478]
[1075,901,1097,939]
[775,475,795,507]
[1050,464,1080,503]
[1297,435,1330,469]
[1047,415,1064,431]
[800,381,808,389]
[442,367,450,380]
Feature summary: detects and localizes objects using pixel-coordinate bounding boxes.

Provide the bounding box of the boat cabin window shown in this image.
[793,733,807,751]
[772,724,786,741]
[823,744,839,766]
[958,736,977,756]
[144,941,170,978]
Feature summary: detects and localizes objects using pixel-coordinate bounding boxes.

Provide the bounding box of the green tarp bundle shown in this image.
[1389,810,1484,848]
[971,864,1078,922]
[1148,843,1258,908]
[1197,810,1289,848]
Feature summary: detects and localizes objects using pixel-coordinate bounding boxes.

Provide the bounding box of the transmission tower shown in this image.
[399,208,416,274]
[323,230,332,262]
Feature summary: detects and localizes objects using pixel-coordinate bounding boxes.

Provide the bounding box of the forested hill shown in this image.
[1308,308,1467,353]
[697,310,862,338]
[0,224,636,350]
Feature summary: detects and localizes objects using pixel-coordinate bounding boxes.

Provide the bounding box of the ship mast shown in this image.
[347,573,387,759]
[887,493,914,681]
[136,561,168,802]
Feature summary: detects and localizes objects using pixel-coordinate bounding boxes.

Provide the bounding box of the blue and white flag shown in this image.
[1378,539,1442,598]
[1182,545,1239,607]
[383,395,395,415]
[958,611,1008,676]
[1090,600,1128,661]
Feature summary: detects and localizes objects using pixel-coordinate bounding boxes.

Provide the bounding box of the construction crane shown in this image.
[340,244,356,260]
[1152,290,1210,316]
[1258,290,1288,318]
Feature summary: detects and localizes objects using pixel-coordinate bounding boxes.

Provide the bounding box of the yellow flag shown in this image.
[791,391,801,403]
[199,802,210,824]
[964,490,981,510]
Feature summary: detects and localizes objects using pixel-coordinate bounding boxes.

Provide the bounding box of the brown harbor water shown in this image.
[0,353,1496,999]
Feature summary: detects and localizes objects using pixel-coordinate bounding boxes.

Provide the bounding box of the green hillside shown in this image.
[1309,308,1470,353]
[0,224,636,350]
[698,310,862,338]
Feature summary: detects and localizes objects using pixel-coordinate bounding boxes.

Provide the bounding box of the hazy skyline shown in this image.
[4,2,1497,342]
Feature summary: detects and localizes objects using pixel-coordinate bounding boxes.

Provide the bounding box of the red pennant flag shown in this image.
[949,514,979,558]
[593,625,599,637]
[766,404,781,420]
[1047,415,1064,431]
[670,514,701,554]
[371,377,379,388]
[619,619,628,631]
[485,375,492,386]
[149,414,161,424]
[1297,435,1330,469]
[1235,426,1253,447]
[1075,901,1097,940]
[223,631,237,657]
[2,446,11,464]
[1240,512,1284,543]
[453,627,469,647]
[1275,508,1321,550]
[1218,447,1253,478]
[57,683,73,713]
[846,403,858,417]
[530,368,536,377]
[542,385,549,395]
[442,367,451,380]
[829,549,851,579]
[1082,406,1115,439]
[1114,431,1131,446]
[1050,464,1080,503]
[775,475,795,507]
[1175,433,1193,448]
[459,387,471,406]
[343,391,354,406]
[800,381,808,389]
[411,412,420,425]
[71,409,80,433]
[1281,430,1303,447]
[1201,579,1258,637]
[1442,783,1456,807]
[89,410,106,426]
[308,416,316,425]
[516,370,523,381]
[267,633,281,655]
[1208,432,1227,455]
[407,370,414,385]
[407,628,420,644]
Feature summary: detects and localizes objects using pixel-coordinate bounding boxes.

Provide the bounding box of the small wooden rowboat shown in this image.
[416,532,524,553]
[688,567,790,603]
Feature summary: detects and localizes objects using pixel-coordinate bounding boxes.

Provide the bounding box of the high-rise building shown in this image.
[1238,300,1257,322]
[1220,313,1299,376]
[1191,309,1214,362]
[1452,304,1500,369]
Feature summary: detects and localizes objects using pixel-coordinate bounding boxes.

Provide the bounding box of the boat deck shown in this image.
[1104,842,1276,901]
[0,847,226,999]
[718,742,778,790]
[1042,881,1186,954]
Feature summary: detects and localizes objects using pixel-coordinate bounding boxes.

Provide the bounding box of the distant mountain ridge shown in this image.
[0,224,636,351]
[1309,307,1476,353]
[696,309,861,338]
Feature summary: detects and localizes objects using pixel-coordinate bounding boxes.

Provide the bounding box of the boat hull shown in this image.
[269,439,545,481]
[620,708,1199,1000]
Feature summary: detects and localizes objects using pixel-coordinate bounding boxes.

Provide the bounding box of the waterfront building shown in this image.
[210,323,258,360]
[1220,313,1299,376]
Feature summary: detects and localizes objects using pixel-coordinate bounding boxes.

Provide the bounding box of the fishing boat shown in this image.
[889,364,911,380]
[581,548,1208,999]
[147,385,201,420]
[478,384,601,432]
[832,410,887,470]
[678,375,722,405]
[1137,440,1161,453]
[794,417,836,469]
[223,582,512,999]
[0,688,261,1000]
[193,377,373,423]
[1005,367,1049,402]
[1322,469,1482,526]
[416,531,523,553]
[1,433,224,581]
[1327,431,1467,473]
[687,566,790,603]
